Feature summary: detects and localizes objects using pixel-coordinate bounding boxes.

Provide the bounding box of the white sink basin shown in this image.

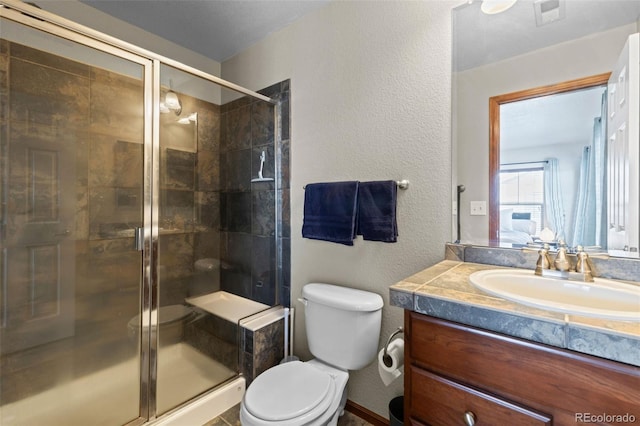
[469,269,640,321]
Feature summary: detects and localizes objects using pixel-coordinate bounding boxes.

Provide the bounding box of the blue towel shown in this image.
[356,180,398,242]
[302,181,359,245]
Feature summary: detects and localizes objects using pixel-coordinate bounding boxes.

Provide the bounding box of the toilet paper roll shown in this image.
[378,339,404,386]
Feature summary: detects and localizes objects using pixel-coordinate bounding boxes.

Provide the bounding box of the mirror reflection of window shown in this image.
[496,84,608,248]
[500,165,545,243]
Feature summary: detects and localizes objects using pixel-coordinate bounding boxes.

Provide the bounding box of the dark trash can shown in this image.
[389,395,404,426]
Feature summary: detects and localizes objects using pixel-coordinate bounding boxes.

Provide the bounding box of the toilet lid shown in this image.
[244,361,334,422]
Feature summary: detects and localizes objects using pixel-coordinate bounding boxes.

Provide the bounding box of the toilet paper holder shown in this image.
[382,327,404,368]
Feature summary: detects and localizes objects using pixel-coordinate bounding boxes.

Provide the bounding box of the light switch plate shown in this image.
[470,201,486,216]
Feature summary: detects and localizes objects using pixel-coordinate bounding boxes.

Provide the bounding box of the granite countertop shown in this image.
[390,259,640,367]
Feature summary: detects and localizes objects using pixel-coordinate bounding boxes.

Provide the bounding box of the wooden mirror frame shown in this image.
[488,73,612,244]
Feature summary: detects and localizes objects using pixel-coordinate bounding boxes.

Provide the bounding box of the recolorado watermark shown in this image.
[575,412,636,423]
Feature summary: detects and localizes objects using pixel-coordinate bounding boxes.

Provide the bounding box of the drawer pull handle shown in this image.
[464,411,476,426]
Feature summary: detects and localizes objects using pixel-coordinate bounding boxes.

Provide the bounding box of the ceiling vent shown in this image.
[534,0,565,26]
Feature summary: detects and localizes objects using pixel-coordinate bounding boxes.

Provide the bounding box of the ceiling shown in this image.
[30,1,640,69]
[501,85,607,151]
[454,0,640,72]
[76,0,330,62]
[454,0,639,154]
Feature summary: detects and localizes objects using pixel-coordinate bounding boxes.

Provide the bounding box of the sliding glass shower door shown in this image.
[0,13,151,426]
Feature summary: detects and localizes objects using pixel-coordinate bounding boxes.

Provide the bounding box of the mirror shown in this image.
[489,75,609,249]
[453,0,640,257]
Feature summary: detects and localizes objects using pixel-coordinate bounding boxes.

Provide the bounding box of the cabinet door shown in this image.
[607,32,639,252]
[410,367,552,426]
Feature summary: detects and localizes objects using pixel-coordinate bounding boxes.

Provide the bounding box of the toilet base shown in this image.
[326,387,348,426]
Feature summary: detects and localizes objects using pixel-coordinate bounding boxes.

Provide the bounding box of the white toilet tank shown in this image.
[302,283,383,370]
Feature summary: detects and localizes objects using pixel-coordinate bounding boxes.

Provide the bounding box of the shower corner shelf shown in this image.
[251,177,274,182]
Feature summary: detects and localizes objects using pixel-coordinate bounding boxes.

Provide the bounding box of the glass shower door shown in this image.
[155,64,239,416]
[0,14,150,426]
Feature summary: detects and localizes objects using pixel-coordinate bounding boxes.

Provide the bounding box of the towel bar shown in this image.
[396,179,410,189]
[303,179,409,190]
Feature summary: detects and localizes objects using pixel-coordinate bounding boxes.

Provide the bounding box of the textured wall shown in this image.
[222,1,455,417]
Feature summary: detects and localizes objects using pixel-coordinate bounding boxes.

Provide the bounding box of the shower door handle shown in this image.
[134,227,144,251]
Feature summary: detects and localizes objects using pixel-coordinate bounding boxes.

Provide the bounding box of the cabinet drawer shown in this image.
[410,366,552,426]
[408,313,640,417]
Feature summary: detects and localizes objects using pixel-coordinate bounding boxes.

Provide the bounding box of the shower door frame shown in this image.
[0,1,277,424]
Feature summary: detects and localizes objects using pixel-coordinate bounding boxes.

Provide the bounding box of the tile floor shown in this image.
[203,404,374,426]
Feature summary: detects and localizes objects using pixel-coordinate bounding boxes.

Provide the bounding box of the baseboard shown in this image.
[345,399,389,426]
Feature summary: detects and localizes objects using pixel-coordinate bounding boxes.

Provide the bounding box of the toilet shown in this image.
[240,283,383,426]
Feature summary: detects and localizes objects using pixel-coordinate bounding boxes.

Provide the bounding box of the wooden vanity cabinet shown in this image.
[404,311,640,425]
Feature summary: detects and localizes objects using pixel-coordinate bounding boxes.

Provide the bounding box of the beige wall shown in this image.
[223,1,455,418]
[455,23,637,245]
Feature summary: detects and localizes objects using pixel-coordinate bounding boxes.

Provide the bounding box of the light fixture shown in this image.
[164,90,182,115]
[481,0,517,14]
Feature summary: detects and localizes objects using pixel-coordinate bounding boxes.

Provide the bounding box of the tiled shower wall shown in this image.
[1,40,291,317]
[220,80,291,307]
[154,80,292,309]
[1,39,291,402]
[240,313,285,384]
[158,91,223,305]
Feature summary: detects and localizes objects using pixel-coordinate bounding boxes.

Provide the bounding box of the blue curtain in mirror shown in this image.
[544,158,565,241]
[571,93,607,247]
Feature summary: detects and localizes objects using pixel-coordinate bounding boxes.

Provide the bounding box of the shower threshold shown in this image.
[150,376,245,426]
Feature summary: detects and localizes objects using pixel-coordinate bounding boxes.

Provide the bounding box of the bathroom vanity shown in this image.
[405,313,637,425]
[391,245,640,426]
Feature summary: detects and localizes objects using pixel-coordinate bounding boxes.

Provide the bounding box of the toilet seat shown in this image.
[244,361,336,423]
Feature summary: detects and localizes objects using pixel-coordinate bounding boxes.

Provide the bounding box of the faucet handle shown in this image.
[575,246,595,282]
[534,245,553,275]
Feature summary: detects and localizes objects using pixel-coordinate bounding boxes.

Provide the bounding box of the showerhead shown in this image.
[457,184,466,193]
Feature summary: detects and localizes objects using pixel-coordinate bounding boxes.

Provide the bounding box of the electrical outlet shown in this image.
[470,201,486,216]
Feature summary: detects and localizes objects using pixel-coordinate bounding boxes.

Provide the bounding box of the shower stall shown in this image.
[0,2,289,425]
